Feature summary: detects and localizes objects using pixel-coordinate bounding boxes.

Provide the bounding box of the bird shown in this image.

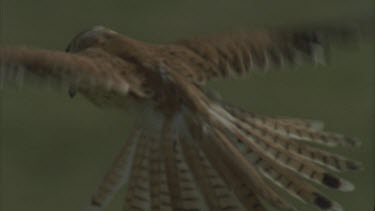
[0,23,368,211]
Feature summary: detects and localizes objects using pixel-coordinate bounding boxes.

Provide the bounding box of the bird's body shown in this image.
[0,24,366,211]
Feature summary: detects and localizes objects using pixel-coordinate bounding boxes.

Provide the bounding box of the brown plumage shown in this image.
[0,23,368,211]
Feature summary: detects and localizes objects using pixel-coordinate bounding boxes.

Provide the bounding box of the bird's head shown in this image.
[63,26,152,102]
[65,25,119,53]
[65,25,150,63]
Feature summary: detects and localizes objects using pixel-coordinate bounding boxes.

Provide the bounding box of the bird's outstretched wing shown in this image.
[0,47,146,97]
[175,25,363,82]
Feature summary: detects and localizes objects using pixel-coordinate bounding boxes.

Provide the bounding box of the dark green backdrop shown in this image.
[1,1,373,211]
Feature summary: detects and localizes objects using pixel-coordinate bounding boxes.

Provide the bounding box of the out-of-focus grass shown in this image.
[1,0,373,211]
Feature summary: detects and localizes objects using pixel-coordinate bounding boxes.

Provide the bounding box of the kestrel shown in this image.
[0,23,367,211]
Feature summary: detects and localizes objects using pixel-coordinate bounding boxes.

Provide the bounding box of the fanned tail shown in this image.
[197,100,361,211]
[86,97,360,211]
[168,64,361,210]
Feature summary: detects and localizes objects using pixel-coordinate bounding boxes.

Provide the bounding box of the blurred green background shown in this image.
[0,0,373,210]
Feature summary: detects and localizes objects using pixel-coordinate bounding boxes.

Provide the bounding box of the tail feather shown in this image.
[149,136,173,211]
[204,101,358,210]
[88,129,141,210]
[161,120,183,210]
[272,117,324,131]
[225,105,360,147]
[230,127,345,210]
[185,112,292,210]
[225,105,362,172]
[259,167,343,211]
[161,117,205,211]
[222,107,355,192]
[223,104,325,130]
[195,131,267,211]
[180,131,247,211]
[123,133,152,211]
[225,118,348,210]
[174,139,206,210]
[250,118,361,172]
[209,126,296,211]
